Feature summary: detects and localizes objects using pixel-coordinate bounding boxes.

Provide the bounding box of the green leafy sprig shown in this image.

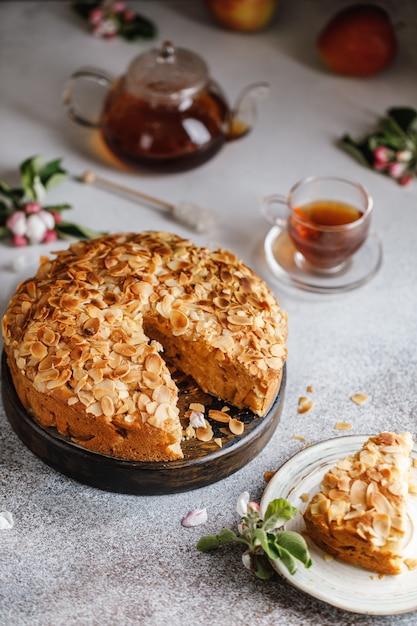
[340,107,417,186]
[72,1,156,41]
[197,493,312,580]
[0,156,104,246]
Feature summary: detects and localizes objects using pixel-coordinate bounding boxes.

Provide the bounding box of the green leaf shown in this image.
[39,158,67,190]
[252,554,276,580]
[0,181,25,205]
[118,14,157,40]
[275,531,312,569]
[274,544,297,575]
[20,156,45,201]
[56,221,105,241]
[0,225,10,238]
[339,135,374,168]
[196,528,239,552]
[263,498,298,532]
[387,107,417,134]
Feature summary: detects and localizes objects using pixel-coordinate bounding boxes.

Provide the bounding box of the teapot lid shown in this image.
[125,41,209,102]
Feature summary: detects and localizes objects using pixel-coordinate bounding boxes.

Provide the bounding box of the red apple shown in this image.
[205,0,277,32]
[317,4,397,77]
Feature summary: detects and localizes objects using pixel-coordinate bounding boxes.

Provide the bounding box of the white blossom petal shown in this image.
[181,508,208,528]
[189,410,205,429]
[0,511,14,529]
[26,214,47,243]
[237,491,250,517]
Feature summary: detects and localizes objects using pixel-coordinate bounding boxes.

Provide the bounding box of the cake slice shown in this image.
[303,432,414,575]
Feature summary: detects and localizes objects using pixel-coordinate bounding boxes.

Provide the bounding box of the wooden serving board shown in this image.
[1,351,286,495]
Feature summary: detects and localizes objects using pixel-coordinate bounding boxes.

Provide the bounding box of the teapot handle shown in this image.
[63,68,114,128]
[228,82,270,140]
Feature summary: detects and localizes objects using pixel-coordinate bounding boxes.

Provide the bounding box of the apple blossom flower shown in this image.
[6,211,27,237]
[181,508,208,527]
[26,213,48,243]
[396,149,413,162]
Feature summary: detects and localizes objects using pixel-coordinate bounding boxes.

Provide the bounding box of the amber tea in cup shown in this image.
[261,176,373,271]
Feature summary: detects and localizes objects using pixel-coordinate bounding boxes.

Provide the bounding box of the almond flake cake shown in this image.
[2,231,288,462]
[303,432,414,575]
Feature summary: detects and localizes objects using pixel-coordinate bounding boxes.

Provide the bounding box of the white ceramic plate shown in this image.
[260,435,417,616]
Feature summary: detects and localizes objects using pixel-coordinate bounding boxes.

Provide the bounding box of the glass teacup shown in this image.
[261,175,373,272]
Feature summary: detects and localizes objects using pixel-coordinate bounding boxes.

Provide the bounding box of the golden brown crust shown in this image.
[303,432,413,575]
[2,231,287,461]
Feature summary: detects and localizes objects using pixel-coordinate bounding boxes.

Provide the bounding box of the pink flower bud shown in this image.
[24,202,41,214]
[51,211,62,224]
[112,1,126,12]
[374,146,390,164]
[247,501,261,514]
[398,174,413,186]
[6,211,27,236]
[43,229,58,243]
[123,9,135,21]
[89,7,104,25]
[12,234,28,247]
[388,162,407,179]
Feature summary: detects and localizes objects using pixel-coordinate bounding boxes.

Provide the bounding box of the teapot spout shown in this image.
[227,82,270,140]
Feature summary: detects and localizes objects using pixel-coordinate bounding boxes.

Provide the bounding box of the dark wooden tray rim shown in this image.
[1,350,286,495]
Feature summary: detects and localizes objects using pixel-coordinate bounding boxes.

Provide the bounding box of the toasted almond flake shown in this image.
[101,395,115,417]
[334,422,353,431]
[351,393,369,405]
[213,438,223,448]
[298,400,314,414]
[196,424,213,442]
[300,493,310,503]
[208,409,231,424]
[189,402,205,413]
[113,342,137,357]
[229,418,244,436]
[323,553,333,562]
[264,471,275,483]
[405,558,417,571]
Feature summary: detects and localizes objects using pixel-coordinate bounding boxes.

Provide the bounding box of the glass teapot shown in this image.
[63,41,269,172]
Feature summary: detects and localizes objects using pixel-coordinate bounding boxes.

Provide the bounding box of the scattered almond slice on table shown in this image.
[351,393,369,405]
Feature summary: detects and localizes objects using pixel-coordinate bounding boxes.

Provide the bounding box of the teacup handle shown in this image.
[260,194,288,228]
[63,68,114,128]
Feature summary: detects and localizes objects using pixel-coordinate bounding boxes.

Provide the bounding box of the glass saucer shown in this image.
[264,226,382,294]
